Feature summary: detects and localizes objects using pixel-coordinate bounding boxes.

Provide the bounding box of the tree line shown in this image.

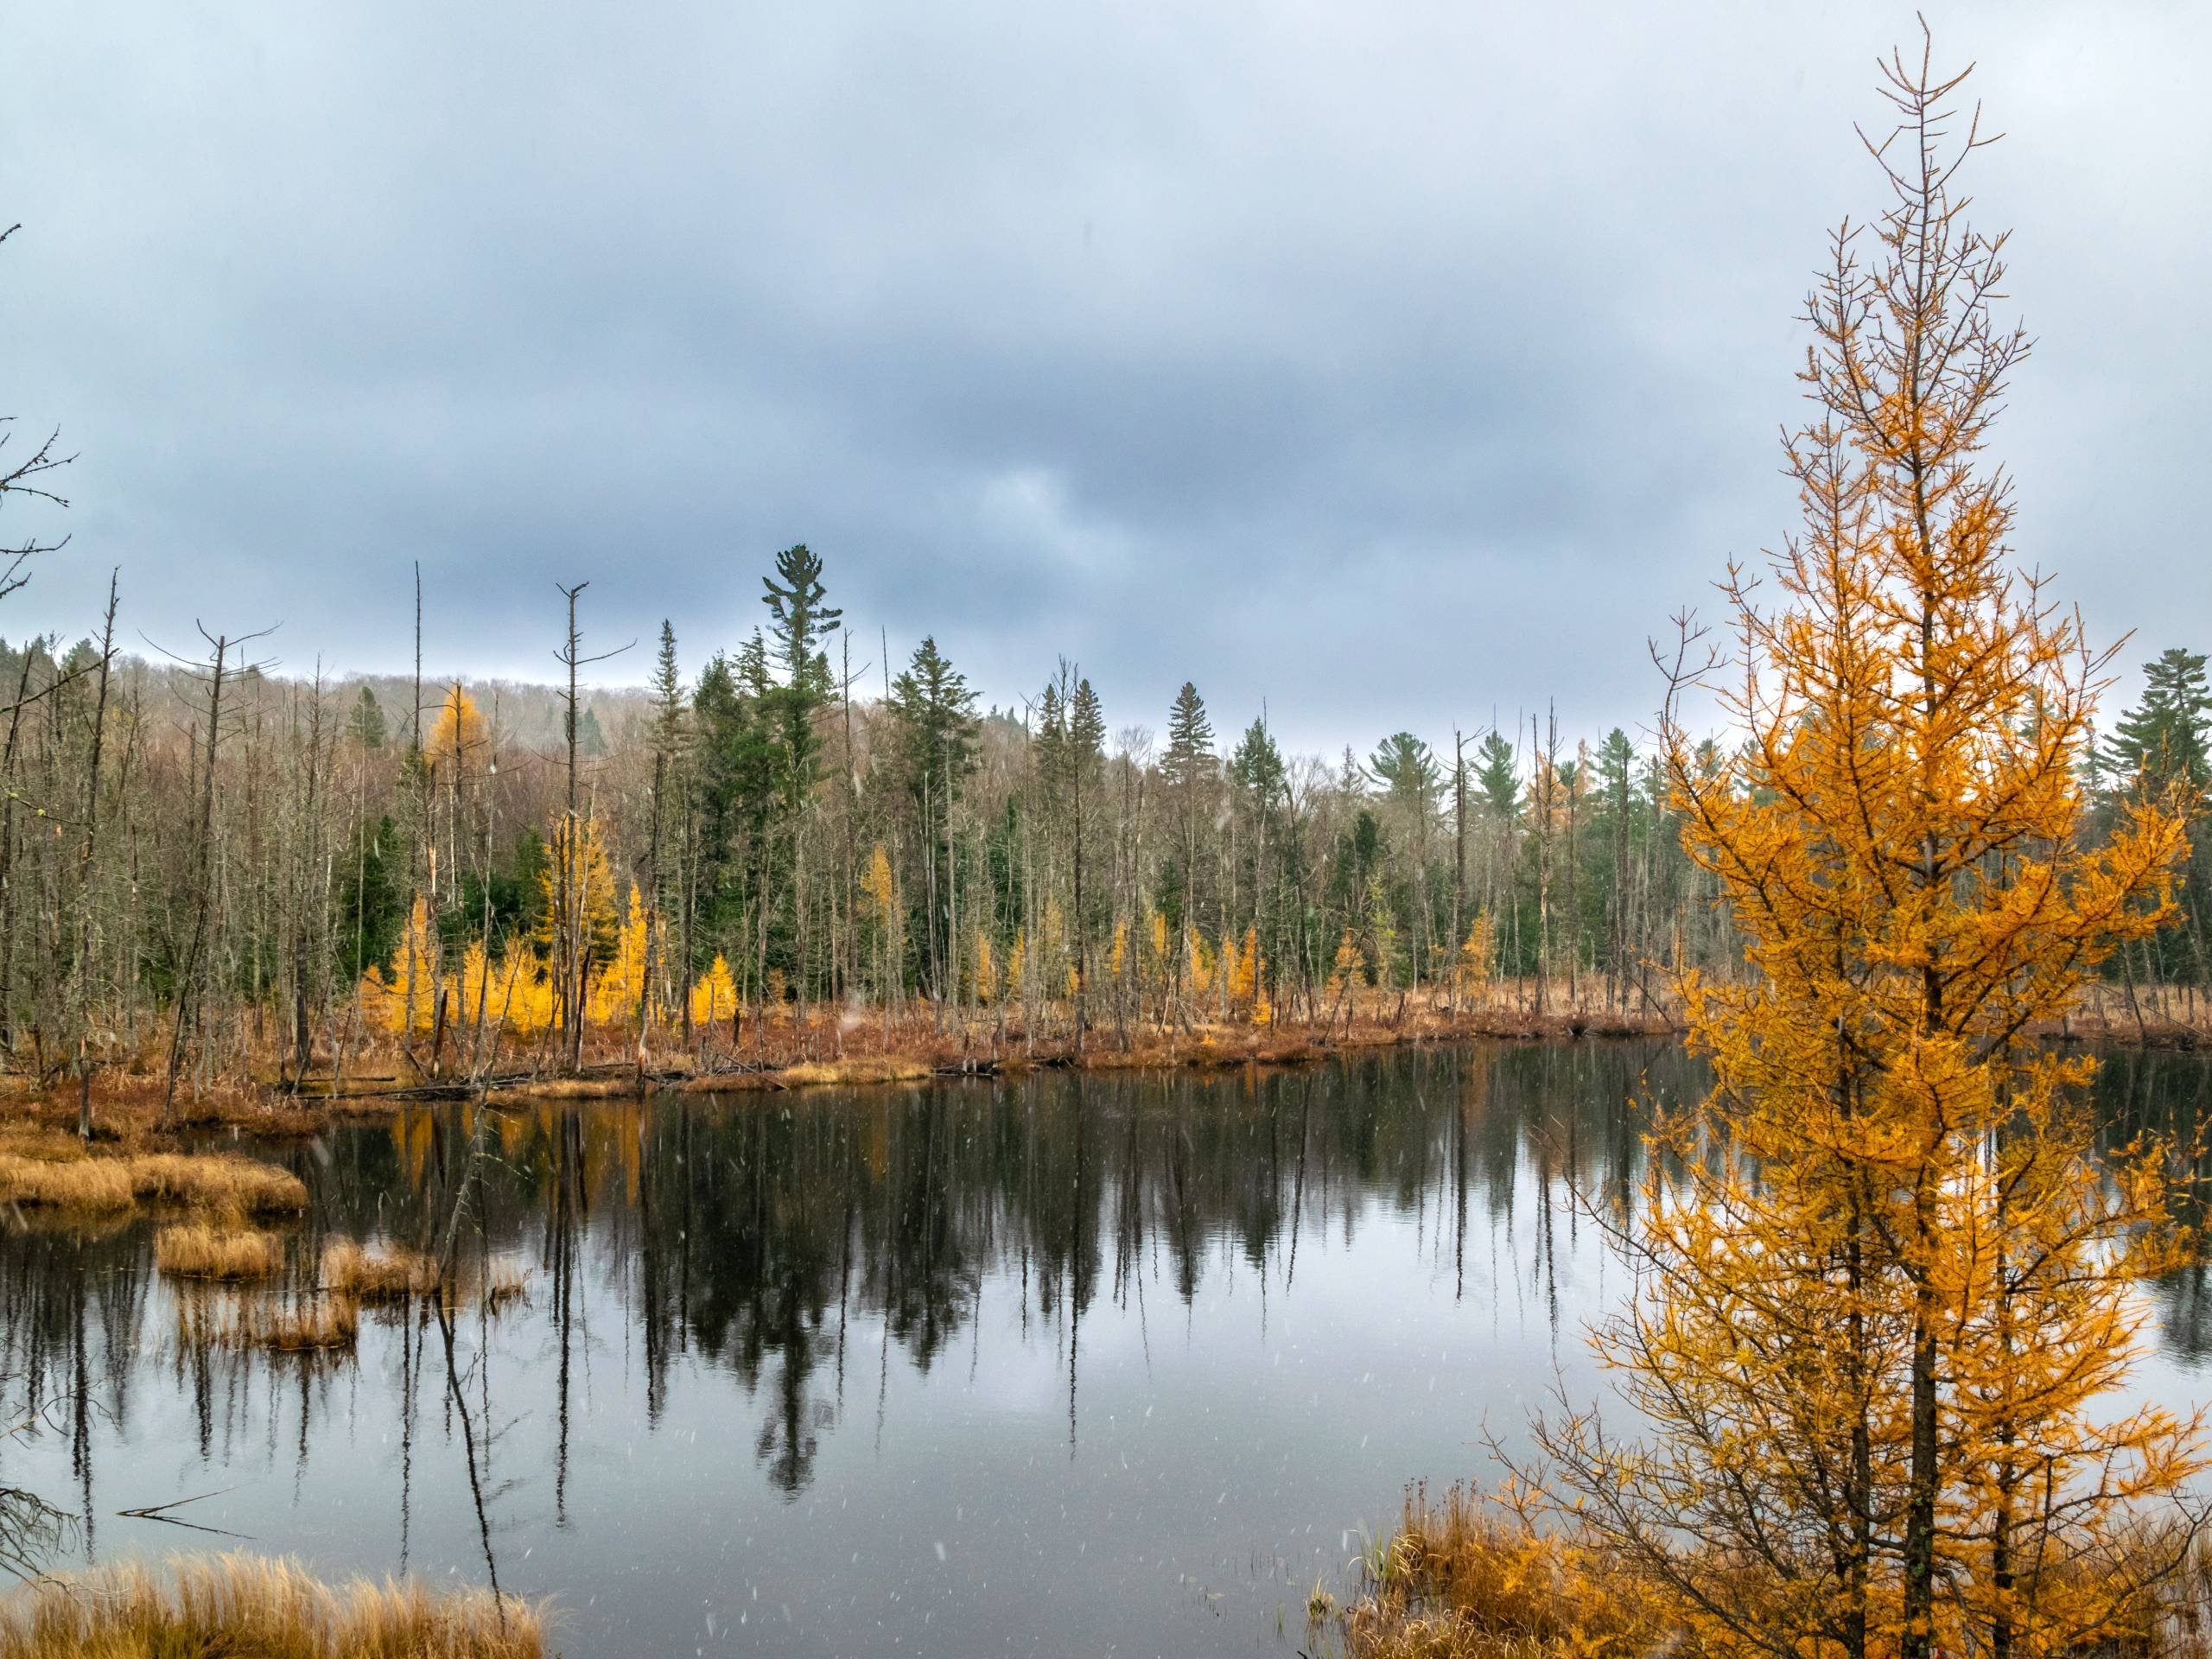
[0,548,2204,1097]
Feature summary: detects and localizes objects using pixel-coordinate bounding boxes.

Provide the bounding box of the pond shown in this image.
[3,1042,2209,1657]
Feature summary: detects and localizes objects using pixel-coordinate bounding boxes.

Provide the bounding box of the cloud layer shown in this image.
[4,0,2205,751]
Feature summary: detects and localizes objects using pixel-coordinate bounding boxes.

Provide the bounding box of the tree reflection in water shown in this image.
[0,1040,2203,1656]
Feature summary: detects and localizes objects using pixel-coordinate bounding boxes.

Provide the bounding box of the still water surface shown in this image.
[3,1043,2209,1656]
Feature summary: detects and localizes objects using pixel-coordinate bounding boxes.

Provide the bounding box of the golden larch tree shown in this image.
[1532,36,2202,1659]
[426,684,489,771]
[689,954,737,1031]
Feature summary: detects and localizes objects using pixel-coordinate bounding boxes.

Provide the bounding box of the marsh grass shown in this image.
[321,1240,531,1313]
[252,1299,359,1352]
[1331,1487,2212,1659]
[0,1551,543,1657]
[0,1141,306,1219]
[1331,1484,1662,1659]
[0,1151,135,1211]
[154,1221,285,1280]
[779,1058,932,1086]
[129,1152,308,1215]
[321,1241,442,1301]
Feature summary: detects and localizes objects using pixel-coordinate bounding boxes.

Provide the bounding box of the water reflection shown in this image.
[1,1041,2204,1657]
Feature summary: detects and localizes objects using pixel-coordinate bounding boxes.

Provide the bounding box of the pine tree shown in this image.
[1473,730,1518,818]
[760,543,841,798]
[2105,647,2210,799]
[1162,682,1215,988]
[890,636,979,1002]
[648,620,690,1028]
[1067,676,1105,1050]
[346,686,386,751]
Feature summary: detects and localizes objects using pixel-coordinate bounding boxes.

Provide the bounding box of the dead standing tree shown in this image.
[0,223,77,1066]
[156,620,276,1120]
[72,573,118,1136]
[550,582,629,1074]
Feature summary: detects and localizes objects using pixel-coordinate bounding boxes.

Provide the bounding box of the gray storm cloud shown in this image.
[3,0,2205,752]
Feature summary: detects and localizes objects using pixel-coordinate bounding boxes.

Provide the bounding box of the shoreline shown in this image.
[3,997,2200,1135]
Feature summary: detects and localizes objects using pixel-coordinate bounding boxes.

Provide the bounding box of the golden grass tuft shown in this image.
[321,1240,442,1301]
[155,1221,285,1281]
[1335,1484,1663,1659]
[0,1551,543,1658]
[128,1152,308,1215]
[779,1057,932,1086]
[254,1298,359,1352]
[0,1143,305,1218]
[0,1150,135,1211]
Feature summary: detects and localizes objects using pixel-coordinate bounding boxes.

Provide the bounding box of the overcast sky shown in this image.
[3,1,2205,754]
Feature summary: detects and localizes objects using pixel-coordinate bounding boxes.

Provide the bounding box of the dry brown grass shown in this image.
[128,1152,308,1215]
[0,1551,542,1657]
[1333,1484,1662,1659]
[482,1075,632,1099]
[780,1057,932,1086]
[254,1298,359,1352]
[321,1241,441,1302]
[0,1136,306,1219]
[154,1221,285,1281]
[0,1149,135,1211]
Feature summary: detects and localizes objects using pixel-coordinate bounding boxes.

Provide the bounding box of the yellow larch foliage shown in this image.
[365,896,442,1033]
[454,939,490,1026]
[972,931,996,1006]
[589,884,652,1026]
[354,965,394,1033]
[1108,918,1128,982]
[1184,925,1212,996]
[1005,931,1027,1004]
[1531,54,2205,1659]
[1363,873,1397,988]
[535,814,619,970]
[1455,912,1494,995]
[1225,925,1258,1007]
[689,955,737,1028]
[491,941,553,1035]
[426,684,489,772]
[860,843,896,925]
[1325,929,1363,1000]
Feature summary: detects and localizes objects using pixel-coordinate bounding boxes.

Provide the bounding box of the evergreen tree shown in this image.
[575,706,606,756]
[1161,682,1215,947]
[1164,682,1215,789]
[1228,717,1286,807]
[1067,676,1106,1046]
[760,543,842,809]
[338,814,407,979]
[890,636,980,998]
[890,637,981,804]
[1069,679,1105,779]
[651,621,687,757]
[2106,647,2210,798]
[347,686,387,751]
[649,620,691,996]
[1474,729,1518,817]
[1366,731,1439,803]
